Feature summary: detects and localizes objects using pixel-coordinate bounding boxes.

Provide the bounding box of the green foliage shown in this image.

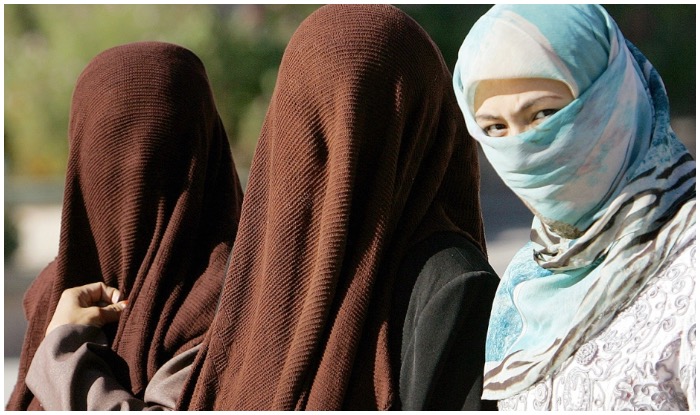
[4,4,320,177]
[397,4,493,70]
[604,4,696,117]
[196,4,321,168]
[4,4,695,179]
[5,211,19,262]
[6,5,216,176]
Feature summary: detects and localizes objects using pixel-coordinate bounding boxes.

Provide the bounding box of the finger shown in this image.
[77,282,122,306]
[95,282,122,304]
[98,301,128,325]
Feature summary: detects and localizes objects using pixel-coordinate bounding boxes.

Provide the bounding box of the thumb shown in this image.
[97,300,128,325]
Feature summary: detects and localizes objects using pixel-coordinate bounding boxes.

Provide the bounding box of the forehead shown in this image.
[474,78,573,113]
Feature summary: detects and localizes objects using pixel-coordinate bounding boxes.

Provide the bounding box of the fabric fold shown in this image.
[452,4,696,400]
[7,41,243,410]
[179,4,486,410]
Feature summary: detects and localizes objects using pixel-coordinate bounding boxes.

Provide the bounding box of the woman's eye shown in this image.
[484,123,507,137]
[534,108,558,121]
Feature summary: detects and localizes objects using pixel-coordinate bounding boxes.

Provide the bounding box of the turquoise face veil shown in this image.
[453,4,652,238]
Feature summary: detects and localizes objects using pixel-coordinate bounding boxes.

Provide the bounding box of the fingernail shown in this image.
[111,292,121,304]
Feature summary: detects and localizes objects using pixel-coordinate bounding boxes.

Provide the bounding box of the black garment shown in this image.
[392,232,499,410]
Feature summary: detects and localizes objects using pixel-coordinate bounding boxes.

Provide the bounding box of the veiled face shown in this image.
[474,78,574,137]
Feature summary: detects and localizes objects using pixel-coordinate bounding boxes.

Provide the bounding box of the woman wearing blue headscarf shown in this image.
[453,4,695,411]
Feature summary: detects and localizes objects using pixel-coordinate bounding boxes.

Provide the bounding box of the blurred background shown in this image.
[3,4,696,403]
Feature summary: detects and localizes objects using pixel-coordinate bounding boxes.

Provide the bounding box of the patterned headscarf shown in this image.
[453,4,696,399]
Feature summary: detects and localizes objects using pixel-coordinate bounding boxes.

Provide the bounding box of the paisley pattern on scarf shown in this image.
[499,235,695,411]
[452,4,696,400]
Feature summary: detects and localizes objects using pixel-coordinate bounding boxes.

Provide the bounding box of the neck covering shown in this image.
[6,42,243,410]
[453,4,696,400]
[178,4,486,410]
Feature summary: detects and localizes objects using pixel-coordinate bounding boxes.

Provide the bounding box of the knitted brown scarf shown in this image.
[179,5,486,410]
[6,42,243,410]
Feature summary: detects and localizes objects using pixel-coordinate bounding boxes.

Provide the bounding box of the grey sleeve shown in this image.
[25,324,198,411]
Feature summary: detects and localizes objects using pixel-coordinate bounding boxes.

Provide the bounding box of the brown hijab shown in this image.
[179,4,486,410]
[6,42,243,410]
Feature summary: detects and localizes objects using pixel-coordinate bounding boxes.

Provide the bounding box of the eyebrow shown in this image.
[517,95,564,113]
[474,113,501,122]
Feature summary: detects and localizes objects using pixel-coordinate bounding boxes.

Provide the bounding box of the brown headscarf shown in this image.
[179,4,486,410]
[6,41,243,410]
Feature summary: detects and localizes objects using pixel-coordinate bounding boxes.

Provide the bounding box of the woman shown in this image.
[178,4,498,410]
[453,4,695,411]
[7,41,244,410]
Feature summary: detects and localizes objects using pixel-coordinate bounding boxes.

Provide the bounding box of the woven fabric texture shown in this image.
[7,41,243,410]
[179,4,486,410]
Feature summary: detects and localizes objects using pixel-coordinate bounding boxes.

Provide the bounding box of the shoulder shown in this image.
[407,231,498,291]
[397,232,500,411]
[402,232,499,325]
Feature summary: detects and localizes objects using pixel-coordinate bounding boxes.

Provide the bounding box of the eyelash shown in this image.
[534,109,558,120]
[485,124,506,134]
[481,108,560,137]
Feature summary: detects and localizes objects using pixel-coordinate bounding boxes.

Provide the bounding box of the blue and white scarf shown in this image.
[453,4,696,399]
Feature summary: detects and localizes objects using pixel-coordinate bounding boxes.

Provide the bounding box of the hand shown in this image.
[46,282,128,336]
